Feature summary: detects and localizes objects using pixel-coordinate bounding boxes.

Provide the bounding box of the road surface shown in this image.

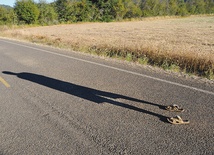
[0,38,213,155]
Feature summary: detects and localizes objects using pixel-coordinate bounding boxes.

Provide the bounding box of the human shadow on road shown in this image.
[3,71,168,122]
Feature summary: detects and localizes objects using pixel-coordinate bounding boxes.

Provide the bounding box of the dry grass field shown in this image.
[1,16,214,79]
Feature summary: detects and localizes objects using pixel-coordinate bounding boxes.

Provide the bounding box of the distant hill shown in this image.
[0,4,13,9]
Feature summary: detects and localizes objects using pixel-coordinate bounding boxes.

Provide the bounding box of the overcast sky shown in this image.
[0,0,55,7]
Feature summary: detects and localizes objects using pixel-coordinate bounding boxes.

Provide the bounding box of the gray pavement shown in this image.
[0,38,213,155]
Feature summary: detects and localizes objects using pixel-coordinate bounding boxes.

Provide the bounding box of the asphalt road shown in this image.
[0,38,213,155]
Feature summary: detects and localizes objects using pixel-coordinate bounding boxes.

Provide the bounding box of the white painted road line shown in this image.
[1,39,214,96]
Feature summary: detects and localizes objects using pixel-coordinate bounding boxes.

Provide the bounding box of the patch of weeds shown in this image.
[169,64,180,72]
[205,69,214,80]
[88,48,98,55]
[88,46,96,53]
[126,53,133,62]
[78,46,89,53]
[103,49,113,57]
[138,56,149,65]
[161,59,170,70]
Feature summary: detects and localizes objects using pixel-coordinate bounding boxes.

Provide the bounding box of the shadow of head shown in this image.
[2,71,18,76]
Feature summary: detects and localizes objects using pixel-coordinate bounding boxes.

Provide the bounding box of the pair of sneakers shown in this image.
[165,104,189,124]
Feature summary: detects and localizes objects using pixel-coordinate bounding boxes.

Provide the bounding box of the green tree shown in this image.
[38,0,58,25]
[55,0,71,22]
[55,0,83,22]
[168,0,178,15]
[95,0,115,22]
[193,0,205,14]
[157,0,167,16]
[123,0,142,19]
[113,0,128,20]
[177,0,188,16]
[141,0,160,16]
[186,0,196,14]
[186,0,206,14]
[68,0,95,22]
[205,0,214,13]
[14,0,39,24]
[0,6,17,25]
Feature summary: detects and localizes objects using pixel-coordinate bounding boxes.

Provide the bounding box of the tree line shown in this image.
[0,0,214,25]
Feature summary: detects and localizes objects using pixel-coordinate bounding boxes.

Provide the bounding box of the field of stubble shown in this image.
[2,16,214,78]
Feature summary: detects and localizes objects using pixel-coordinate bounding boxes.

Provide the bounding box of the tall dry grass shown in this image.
[1,16,214,79]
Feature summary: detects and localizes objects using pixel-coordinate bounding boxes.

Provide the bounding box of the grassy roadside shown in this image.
[1,16,214,80]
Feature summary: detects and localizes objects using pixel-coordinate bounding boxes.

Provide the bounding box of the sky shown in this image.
[0,0,55,7]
